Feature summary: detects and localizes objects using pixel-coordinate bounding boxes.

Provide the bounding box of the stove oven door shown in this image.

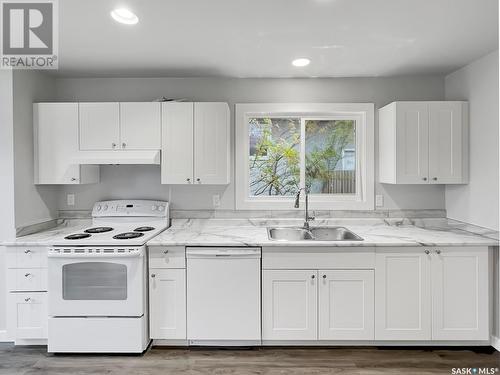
[48,248,145,317]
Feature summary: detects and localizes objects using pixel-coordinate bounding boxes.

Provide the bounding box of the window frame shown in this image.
[235,103,375,210]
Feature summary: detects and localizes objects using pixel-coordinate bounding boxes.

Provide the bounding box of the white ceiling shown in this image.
[56,0,498,77]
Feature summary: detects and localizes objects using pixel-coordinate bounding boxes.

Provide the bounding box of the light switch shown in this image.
[375,194,384,207]
[67,194,75,206]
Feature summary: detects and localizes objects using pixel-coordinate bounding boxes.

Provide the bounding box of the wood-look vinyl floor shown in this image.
[0,344,499,375]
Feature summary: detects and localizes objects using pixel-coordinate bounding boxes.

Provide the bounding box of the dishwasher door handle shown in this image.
[186,248,261,259]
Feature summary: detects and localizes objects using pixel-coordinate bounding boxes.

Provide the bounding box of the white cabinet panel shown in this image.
[161,102,194,184]
[262,270,317,340]
[9,292,48,339]
[149,269,186,340]
[395,102,429,184]
[193,102,230,184]
[428,102,465,184]
[120,102,161,150]
[319,270,374,340]
[431,247,489,340]
[34,103,98,184]
[375,249,432,340]
[8,269,47,292]
[79,102,120,150]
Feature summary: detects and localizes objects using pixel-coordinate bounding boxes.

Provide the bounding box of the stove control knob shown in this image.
[152,205,157,211]
[103,205,108,211]
[158,206,164,211]
[97,205,102,211]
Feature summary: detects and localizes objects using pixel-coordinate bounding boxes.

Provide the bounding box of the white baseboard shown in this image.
[0,330,11,343]
[491,336,500,351]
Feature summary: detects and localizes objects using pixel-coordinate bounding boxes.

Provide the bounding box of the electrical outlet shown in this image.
[375,194,384,207]
[212,194,221,208]
[67,194,75,206]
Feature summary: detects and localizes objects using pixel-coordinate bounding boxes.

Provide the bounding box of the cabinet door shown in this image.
[193,103,230,184]
[120,102,161,149]
[375,249,432,340]
[161,102,194,184]
[10,292,48,339]
[149,269,186,340]
[34,103,99,184]
[431,247,489,340]
[319,270,374,340]
[262,270,317,340]
[428,102,465,184]
[79,103,120,150]
[395,102,429,184]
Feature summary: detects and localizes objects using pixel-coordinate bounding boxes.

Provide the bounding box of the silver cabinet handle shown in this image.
[311,274,315,279]
[24,273,31,277]
[186,178,191,183]
[24,249,31,254]
[112,143,117,148]
[122,142,126,148]
[322,274,327,279]
[24,298,31,302]
[196,178,201,183]
[424,250,430,254]
[151,274,156,278]
[163,250,169,254]
[436,249,441,254]
[71,177,77,182]
[422,177,428,181]
[432,177,438,181]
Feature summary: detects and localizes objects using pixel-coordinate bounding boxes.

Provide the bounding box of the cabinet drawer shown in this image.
[7,247,48,269]
[8,269,48,292]
[149,246,185,268]
[262,247,375,269]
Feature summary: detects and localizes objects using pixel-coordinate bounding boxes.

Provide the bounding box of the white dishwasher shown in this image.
[186,247,261,345]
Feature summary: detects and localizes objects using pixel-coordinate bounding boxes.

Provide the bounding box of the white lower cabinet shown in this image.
[9,292,48,340]
[375,247,489,341]
[319,270,374,340]
[149,269,186,340]
[375,250,432,340]
[431,247,489,340]
[262,269,375,341]
[262,270,318,340]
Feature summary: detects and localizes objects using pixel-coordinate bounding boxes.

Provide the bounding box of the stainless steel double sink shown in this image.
[267,226,363,241]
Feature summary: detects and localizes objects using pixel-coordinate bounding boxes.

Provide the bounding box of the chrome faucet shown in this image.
[294,188,315,230]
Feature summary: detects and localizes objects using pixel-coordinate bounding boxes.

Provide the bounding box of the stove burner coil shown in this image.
[113,232,145,240]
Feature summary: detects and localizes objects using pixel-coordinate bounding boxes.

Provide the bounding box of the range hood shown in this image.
[73,150,161,165]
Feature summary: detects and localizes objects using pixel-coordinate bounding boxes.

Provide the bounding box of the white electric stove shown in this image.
[47,200,169,353]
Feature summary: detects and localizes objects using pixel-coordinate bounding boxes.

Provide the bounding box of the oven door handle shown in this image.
[47,252,143,258]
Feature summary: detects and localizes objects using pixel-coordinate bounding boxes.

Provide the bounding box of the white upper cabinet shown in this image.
[378,101,468,184]
[79,102,161,151]
[120,102,161,150]
[194,102,230,184]
[161,102,194,184]
[34,103,99,185]
[161,102,230,185]
[79,103,120,150]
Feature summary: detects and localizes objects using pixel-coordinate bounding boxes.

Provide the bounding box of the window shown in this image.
[236,103,374,210]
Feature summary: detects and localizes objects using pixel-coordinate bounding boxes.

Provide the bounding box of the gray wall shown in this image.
[445,50,499,230]
[0,70,15,340]
[13,71,59,228]
[55,76,446,211]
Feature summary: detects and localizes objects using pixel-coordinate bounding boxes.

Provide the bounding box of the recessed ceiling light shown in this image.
[111,8,139,25]
[292,58,311,67]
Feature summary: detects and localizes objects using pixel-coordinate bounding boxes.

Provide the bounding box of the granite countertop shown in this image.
[147,218,499,247]
[4,217,498,248]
